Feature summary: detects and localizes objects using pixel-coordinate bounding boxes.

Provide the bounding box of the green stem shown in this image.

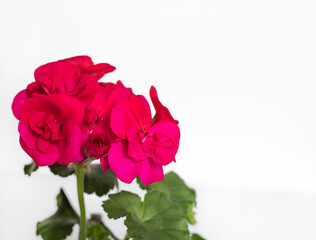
[76,164,86,240]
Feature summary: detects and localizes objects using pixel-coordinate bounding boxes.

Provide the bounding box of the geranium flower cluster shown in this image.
[12,56,180,185]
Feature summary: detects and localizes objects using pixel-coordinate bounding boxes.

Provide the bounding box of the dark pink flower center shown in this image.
[29,112,64,141]
[90,134,110,148]
[137,129,149,143]
[86,129,111,159]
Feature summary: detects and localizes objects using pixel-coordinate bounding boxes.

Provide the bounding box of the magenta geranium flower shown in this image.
[12,56,116,119]
[12,55,181,186]
[108,86,180,185]
[18,94,85,166]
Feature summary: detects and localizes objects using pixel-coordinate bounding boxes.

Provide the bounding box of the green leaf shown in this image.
[24,161,39,176]
[49,162,75,177]
[191,233,206,240]
[186,203,197,224]
[136,176,151,190]
[149,171,197,223]
[36,189,79,240]
[84,164,118,196]
[87,214,120,240]
[87,223,111,240]
[102,191,142,219]
[103,191,190,240]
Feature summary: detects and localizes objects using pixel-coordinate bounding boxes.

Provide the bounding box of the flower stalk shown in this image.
[76,163,86,240]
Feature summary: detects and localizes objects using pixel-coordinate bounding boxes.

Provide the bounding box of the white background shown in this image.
[1,0,316,239]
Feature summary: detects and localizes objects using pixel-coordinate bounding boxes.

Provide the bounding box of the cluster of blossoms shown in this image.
[12,56,180,185]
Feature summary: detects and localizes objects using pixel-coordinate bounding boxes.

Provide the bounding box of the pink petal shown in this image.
[34,61,77,94]
[63,55,94,71]
[100,155,110,172]
[110,95,151,139]
[26,81,46,96]
[83,63,116,80]
[108,141,142,184]
[129,94,152,131]
[139,158,164,185]
[70,75,99,105]
[92,81,129,118]
[12,90,28,120]
[110,97,139,139]
[18,122,37,150]
[37,138,54,153]
[101,87,132,140]
[45,94,84,124]
[92,82,117,113]
[83,106,97,129]
[58,120,84,165]
[149,86,179,125]
[20,94,84,126]
[116,80,124,88]
[64,56,116,80]
[20,137,59,166]
[127,128,148,161]
[20,97,47,125]
[29,112,45,135]
[102,87,132,117]
[145,121,180,166]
